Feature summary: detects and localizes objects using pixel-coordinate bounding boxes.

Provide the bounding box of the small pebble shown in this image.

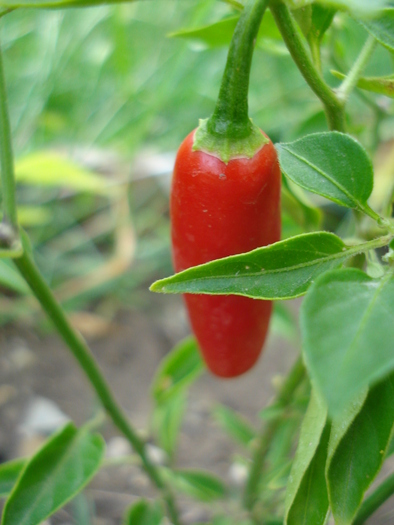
[106,436,132,459]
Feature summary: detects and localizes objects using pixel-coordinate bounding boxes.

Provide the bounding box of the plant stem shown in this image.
[354,472,394,524]
[194,0,271,161]
[0,8,14,18]
[0,42,17,229]
[208,0,270,138]
[13,250,181,525]
[309,37,322,73]
[337,35,376,103]
[243,356,306,511]
[270,1,346,132]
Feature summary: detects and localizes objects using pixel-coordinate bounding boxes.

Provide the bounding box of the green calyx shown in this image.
[193,118,269,164]
[192,0,270,164]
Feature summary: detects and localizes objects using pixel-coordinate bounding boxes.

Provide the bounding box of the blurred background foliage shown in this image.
[0,0,393,331]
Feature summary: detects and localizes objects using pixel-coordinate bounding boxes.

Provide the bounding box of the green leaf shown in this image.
[0,260,30,295]
[71,493,92,525]
[3,206,52,227]
[0,0,136,7]
[362,8,394,52]
[150,232,352,300]
[151,336,203,404]
[0,459,26,498]
[310,5,336,40]
[162,468,227,502]
[301,268,394,417]
[212,405,256,447]
[386,431,394,457]
[327,375,394,525]
[276,132,379,220]
[124,499,163,525]
[169,11,281,49]
[313,0,391,14]
[151,338,203,457]
[293,4,335,41]
[270,303,298,342]
[285,389,329,525]
[327,389,368,465]
[282,177,322,232]
[15,152,110,195]
[169,16,239,48]
[151,395,186,458]
[292,5,313,38]
[2,423,105,525]
[331,70,394,98]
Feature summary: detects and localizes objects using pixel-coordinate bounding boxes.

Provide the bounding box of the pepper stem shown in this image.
[193,0,270,163]
[209,0,269,137]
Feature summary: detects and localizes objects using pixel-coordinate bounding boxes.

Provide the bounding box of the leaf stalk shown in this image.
[337,35,377,102]
[243,357,306,512]
[269,1,346,132]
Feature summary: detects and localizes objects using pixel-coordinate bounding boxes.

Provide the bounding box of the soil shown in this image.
[0,293,392,524]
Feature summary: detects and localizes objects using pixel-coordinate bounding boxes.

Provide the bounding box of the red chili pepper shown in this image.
[171,129,280,377]
[169,0,279,377]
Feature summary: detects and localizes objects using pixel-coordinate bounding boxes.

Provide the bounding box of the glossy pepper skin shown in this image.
[171,129,281,377]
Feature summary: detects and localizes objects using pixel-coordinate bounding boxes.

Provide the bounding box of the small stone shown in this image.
[0,385,16,406]
[19,396,70,437]
[8,342,35,371]
[229,461,248,486]
[146,444,168,466]
[106,436,132,459]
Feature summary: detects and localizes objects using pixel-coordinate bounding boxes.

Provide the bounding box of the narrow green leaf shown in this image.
[282,178,322,233]
[162,468,227,502]
[276,132,379,220]
[0,0,135,7]
[362,8,394,52]
[0,260,30,295]
[71,493,92,525]
[292,5,313,38]
[1,206,52,227]
[270,303,298,342]
[327,389,368,465]
[169,11,281,48]
[0,459,26,498]
[2,423,105,525]
[332,70,394,97]
[15,152,110,195]
[310,5,336,40]
[169,16,239,48]
[151,395,185,458]
[327,375,394,525]
[150,232,352,300]
[285,389,329,525]
[316,0,390,14]
[385,433,394,457]
[124,499,163,525]
[293,4,335,41]
[213,405,256,447]
[301,268,394,417]
[151,336,203,404]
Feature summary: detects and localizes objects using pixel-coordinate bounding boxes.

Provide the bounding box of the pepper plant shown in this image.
[0,0,394,525]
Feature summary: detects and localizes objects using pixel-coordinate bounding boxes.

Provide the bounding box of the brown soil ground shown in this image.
[0,294,392,524]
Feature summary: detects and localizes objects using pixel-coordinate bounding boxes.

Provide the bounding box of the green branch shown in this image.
[194,0,271,162]
[354,472,394,524]
[0,43,18,237]
[0,33,180,523]
[14,249,181,525]
[208,0,269,137]
[243,357,306,512]
[270,1,346,132]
